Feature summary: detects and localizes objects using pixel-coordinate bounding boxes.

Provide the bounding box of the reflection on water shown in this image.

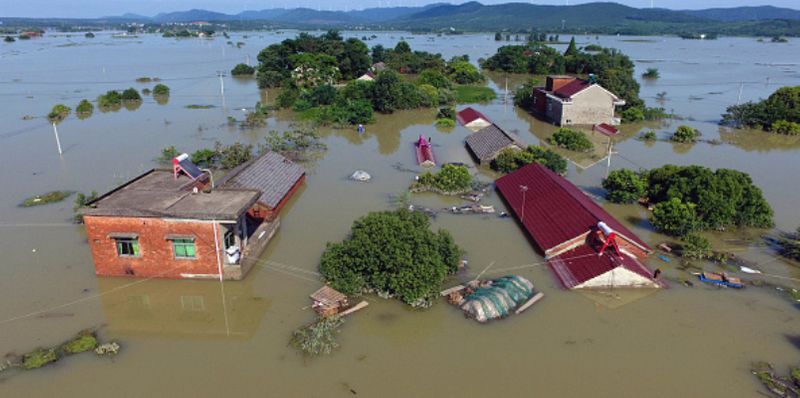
[97,278,270,340]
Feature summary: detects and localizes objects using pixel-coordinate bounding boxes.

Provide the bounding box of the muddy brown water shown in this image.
[1,32,799,397]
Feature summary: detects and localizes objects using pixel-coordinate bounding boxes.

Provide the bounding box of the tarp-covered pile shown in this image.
[460,275,534,323]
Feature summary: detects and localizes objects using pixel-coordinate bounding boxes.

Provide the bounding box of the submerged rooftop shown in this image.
[83,169,260,221]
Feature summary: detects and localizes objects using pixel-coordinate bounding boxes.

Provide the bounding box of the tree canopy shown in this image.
[47,104,71,124]
[603,165,774,236]
[491,145,567,175]
[320,209,461,307]
[548,128,594,152]
[721,86,800,135]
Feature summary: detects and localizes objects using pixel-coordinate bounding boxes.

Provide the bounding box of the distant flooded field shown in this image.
[0,31,798,397]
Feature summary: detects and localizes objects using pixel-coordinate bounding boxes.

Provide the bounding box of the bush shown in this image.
[276,87,300,109]
[417,84,439,107]
[319,209,461,306]
[671,125,699,143]
[158,145,179,163]
[622,107,645,122]
[513,79,539,108]
[681,233,712,260]
[153,83,170,96]
[435,118,455,128]
[437,107,456,120]
[640,130,657,141]
[415,164,472,193]
[121,88,142,101]
[491,145,567,175]
[215,142,253,169]
[602,169,646,204]
[191,148,217,166]
[418,68,452,90]
[98,90,122,108]
[62,334,98,354]
[642,68,660,79]
[231,63,256,76]
[447,61,485,85]
[771,119,800,135]
[548,128,594,152]
[290,316,344,356]
[76,99,93,116]
[47,104,71,124]
[651,197,699,236]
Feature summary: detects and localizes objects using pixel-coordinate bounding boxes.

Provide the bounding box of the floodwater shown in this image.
[1,31,799,397]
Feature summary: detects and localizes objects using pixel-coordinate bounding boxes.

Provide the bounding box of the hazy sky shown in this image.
[2,0,798,18]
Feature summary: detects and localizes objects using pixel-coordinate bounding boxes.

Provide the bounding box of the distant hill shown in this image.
[153,9,231,23]
[682,6,800,22]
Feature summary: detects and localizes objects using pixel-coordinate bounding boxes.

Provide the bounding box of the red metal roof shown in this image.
[548,244,659,288]
[495,163,650,252]
[594,123,618,137]
[553,79,592,99]
[456,107,491,126]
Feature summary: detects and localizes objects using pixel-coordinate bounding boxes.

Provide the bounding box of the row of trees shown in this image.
[483,41,645,110]
[602,165,774,236]
[721,86,800,135]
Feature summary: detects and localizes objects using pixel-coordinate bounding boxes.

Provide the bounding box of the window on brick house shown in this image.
[171,238,196,259]
[180,295,205,311]
[115,238,140,257]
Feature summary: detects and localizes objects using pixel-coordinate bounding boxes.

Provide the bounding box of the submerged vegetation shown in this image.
[413,164,473,194]
[76,99,93,119]
[721,86,800,135]
[290,316,344,356]
[548,128,594,152]
[320,209,461,307]
[21,191,72,207]
[1,330,119,376]
[779,227,800,262]
[454,85,496,103]
[231,63,256,76]
[671,125,700,143]
[491,145,567,175]
[603,165,774,236]
[642,68,660,79]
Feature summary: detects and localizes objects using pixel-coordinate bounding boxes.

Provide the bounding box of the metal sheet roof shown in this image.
[547,244,658,289]
[456,107,491,126]
[495,163,650,252]
[465,124,524,163]
[219,151,305,209]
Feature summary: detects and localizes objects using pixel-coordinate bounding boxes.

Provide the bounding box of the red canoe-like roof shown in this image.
[593,123,619,137]
[456,107,491,126]
[495,163,650,253]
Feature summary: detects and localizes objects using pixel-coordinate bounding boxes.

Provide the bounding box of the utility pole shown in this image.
[736,82,743,105]
[519,185,528,222]
[52,123,63,156]
[217,71,226,96]
[605,138,617,179]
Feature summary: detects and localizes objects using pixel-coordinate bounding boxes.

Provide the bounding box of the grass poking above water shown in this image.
[21,191,73,207]
[455,85,496,104]
[185,104,215,109]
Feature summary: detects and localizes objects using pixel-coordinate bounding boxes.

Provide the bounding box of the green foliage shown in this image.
[231,63,256,76]
[120,87,142,101]
[454,85,496,103]
[564,36,579,56]
[256,31,370,88]
[640,130,657,141]
[584,44,603,51]
[276,87,300,109]
[779,228,800,262]
[435,118,456,128]
[47,104,71,124]
[548,128,594,152]
[22,348,57,370]
[513,79,540,108]
[319,209,461,306]
[642,68,660,79]
[447,61,485,85]
[437,107,456,120]
[215,142,253,170]
[418,68,452,90]
[491,145,567,175]
[62,334,98,354]
[76,99,93,117]
[671,125,699,143]
[260,124,325,152]
[73,190,98,222]
[415,164,472,194]
[158,145,179,163]
[643,165,773,236]
[152,83,170,96]
[621,107,644,122]
[97,90,122,109]
[417,84,439,107]
[652,197,699,236]
[21,191,72,207]
[290,316,344,356]
[191,149,217,167]
[623,106,669,123]
[681,233,713,260]
[5,35,15,43]
[602,169,646,204]
[721,86,800,132]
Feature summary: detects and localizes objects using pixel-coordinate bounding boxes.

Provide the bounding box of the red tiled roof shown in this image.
[594,123,619,137]
[553,79,592,99]
[548,244,658,288]
[456,107,491,126]
[495,163,650,252]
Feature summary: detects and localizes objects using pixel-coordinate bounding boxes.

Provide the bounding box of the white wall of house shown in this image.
[574,266,659,289]
[559,85,617,126]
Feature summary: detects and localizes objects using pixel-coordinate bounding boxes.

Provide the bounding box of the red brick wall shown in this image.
[83,216,223,279]
[271,174,305,216]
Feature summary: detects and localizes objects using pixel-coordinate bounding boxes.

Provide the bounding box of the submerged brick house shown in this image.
[531,75,625,126]
[81,152,305,281]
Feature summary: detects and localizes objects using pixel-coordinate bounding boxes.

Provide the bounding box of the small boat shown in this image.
[698,272,744,288]
[415,135,436,167]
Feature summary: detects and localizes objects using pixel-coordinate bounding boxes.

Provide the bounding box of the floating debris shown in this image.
[445,204,495,214]
[0,330,119,377]
[443,275,543,323]
[349,170,371,182]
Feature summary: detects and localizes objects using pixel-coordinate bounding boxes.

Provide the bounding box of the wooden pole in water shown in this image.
[52,123,63,156]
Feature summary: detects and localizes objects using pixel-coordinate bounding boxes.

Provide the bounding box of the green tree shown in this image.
[564,36,579,57]
[215,142,253,169]
[319,209,461,307]
[671,125,699,143]
[120,88,142,101]
[153,83,170,96]
[491,145,567,175]
[231,63,256,76]
[47,104,71,124]
[603,169,646,204]
[681,233,713,259]
[4,36,15,43]
[394,40,411,54]
[371,44,386,63]
[416,164,472,193]
[548,128,594,152]
[642,68,660,79]
[418,68,452,90]
[651,197,699,236]
[76,99,93,119]
[447,61,485,85]
[372,71,402,113]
